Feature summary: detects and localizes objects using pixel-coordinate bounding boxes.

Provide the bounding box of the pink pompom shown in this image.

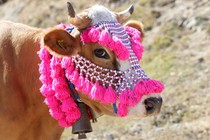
[66,109,81,123]
[45,96,60,108]
[61,98,77,113]
[58,120,71,127]
[55,86,71,101]
[51,57,62,67]
[89,28,100,42]
[132,43,144,60]
[112,39,129,60]
[146,79,165,94]
[61,57,73,69]
[40,85,54,97]
[81,28,92,43]
[52,77,66,90]
[99,30,111,46]
[49,107,64,120]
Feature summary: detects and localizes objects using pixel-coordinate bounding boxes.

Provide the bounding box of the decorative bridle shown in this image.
[38,22,164,127]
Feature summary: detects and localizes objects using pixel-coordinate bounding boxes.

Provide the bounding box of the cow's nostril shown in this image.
[144,97,162,115]
[145,99,155,114]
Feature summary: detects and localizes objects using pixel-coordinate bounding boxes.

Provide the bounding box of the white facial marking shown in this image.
[88,5,117,24]
[127,94,162,117]
[117,59,130,71]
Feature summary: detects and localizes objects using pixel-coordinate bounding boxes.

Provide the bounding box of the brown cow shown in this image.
[0,3,163,140]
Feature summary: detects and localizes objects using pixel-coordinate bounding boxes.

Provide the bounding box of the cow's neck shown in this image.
[15,28,65,139]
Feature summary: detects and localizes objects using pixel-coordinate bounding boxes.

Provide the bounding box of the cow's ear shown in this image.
[124,20,144,39]
[43,28,81,57]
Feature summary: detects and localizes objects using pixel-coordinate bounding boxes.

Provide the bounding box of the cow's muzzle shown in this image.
[144,97,162,115]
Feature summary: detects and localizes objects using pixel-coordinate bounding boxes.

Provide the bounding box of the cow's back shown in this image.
[0,21,63,140]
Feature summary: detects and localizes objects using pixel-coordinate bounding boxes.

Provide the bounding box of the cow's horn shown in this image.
[117,5,134,22]
[67,2,92,30]
[67,2,76,17]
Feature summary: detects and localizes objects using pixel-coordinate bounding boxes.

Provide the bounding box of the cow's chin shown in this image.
[127,94,162,118]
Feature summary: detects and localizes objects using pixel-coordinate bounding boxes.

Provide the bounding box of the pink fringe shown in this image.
[117,103,128,117]
[102,86,117,104]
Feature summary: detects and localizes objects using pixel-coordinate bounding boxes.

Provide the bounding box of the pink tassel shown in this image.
[65,70,79,84]
[117,103,128,117]
[134,79,164,96]
[89,83,104,101]
[65,65,75,78]
[119,90,129,105]
[82,79,92,94]
[74,76,85,91]
[127,90,141,107]
[102,86,117,104]
[134,80,147,95]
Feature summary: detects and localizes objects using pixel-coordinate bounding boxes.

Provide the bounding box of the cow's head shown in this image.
[40,3,164,127]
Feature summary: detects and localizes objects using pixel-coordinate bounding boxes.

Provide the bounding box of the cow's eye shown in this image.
[94,49,110,59]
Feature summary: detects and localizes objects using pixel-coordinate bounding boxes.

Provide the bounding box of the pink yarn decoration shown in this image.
[38,23,164,128]
[38,47,81,127]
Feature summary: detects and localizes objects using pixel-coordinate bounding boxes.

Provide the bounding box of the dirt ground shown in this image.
[1,0,210,139]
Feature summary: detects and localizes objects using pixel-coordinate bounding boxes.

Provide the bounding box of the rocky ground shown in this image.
[1,0,210,139]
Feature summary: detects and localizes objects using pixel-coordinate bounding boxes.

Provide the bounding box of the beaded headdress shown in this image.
[38,23,164,127]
